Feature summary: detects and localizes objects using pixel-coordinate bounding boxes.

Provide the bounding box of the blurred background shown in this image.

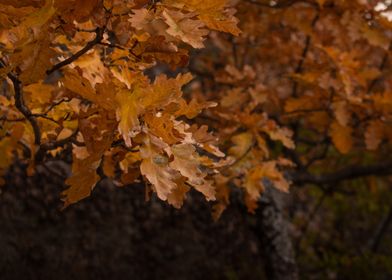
[1,161,392,280]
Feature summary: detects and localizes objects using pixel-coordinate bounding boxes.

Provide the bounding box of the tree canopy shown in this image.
[1,0,392,219]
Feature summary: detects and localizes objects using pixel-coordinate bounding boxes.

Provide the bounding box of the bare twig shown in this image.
[368,206,392,253]
[292,13,319,97]
[292,160,392,185]
[294,192,327,254]
[46,27,104,75]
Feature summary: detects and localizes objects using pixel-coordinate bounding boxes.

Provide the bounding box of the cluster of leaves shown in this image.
[188,0,392,214]
[0,0,241,210]
[1,0,392,219]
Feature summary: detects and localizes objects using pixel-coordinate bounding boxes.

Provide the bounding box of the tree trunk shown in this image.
[251,185,299,280]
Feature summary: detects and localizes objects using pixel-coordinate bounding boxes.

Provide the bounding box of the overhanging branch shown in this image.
[292,160,392,185]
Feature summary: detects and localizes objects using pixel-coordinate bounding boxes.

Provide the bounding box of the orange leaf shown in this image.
[330,121,353,154]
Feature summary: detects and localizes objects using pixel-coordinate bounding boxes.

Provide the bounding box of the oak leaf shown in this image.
[365,120,384,151]
[140,133,179,200]
[62,157,101,207]
[169,143,215,200]
[228,132,254,158]
[330,121,353,154]
[162,9,209,49]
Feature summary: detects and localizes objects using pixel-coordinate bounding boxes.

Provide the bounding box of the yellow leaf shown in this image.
[24,81,53,106]
[140,133,179,200]
[169,143,215,200]
[56,128,73,141]
[245,167,265,201]
[102,152,117,178]
[115,88,143,146]
[264,125,295,149]
[143,73,193,109]
[55,0,99,23]
[0,0,55,49]
[63,159,100,207]
[175,98,217,119]
[244,161,289,203]
[330,121,353,154]
[360,24,390,50]
[167,177,190,209]
[62,114,114,207]
[0,138,14,169]
[73,50,109,87]
[332,101,350,126]
[144,113,180,145]
[284,96,315,114]
[212,174,230,220]
[129,8,155,31]
[162,9,209,49]
[365,120,384,151]
[199,12,240,36]
[62,69,96,100]
[10,123,25,143]
[228,132,254,158]
[317,0,327,6]
[62,69,115,111]
[244,193,258,214]
[19,39,55,84]
[163,0,240,35]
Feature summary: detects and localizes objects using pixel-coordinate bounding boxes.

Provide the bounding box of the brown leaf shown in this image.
[169,143,215,200]
[163,9,209,48]
[365,120,384,151]
[140,133,179,200]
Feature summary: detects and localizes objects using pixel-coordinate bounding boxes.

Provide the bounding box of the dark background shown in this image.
[0,162,266,280]
[2,161,392,280]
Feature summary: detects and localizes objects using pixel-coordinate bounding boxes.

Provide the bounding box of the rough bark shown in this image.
[250,185,298,280]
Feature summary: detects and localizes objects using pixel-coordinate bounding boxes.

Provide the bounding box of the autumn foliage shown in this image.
[0,0,392,222]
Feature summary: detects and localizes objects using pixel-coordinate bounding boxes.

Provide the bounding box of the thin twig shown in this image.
[0,60,41,145]
[292,13,319,97]
[368,206,392,253]
[293,159,392,185]
[46,28,104,75]
[295,192,327,255]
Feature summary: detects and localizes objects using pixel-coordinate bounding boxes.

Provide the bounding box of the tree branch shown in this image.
[368,206,392,253]
[46,27,104,75]
[292,160,392,185]
[291,12,319,97]
[0,60,41,146]
[244,0,317,9]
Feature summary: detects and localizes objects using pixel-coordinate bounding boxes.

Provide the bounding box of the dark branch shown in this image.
[39,130,79,152]
[36,98,69,116]
[0,60,42,146]
[291,13,319,97]
[368,206,392,253]
[244,0,317,9]
[294,192,327,255]
[46,28,104,75]
[292,160,392,185]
